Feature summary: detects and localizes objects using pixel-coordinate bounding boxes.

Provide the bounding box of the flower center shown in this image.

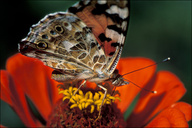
[46,86,126,127]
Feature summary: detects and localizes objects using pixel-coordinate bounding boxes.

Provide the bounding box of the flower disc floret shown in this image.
[58,86,121,113]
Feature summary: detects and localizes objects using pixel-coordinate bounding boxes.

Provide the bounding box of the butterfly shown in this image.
[18,0,129,117]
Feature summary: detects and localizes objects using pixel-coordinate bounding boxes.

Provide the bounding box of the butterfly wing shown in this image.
[19,0,129,83]
[19,12,107,82]
[68,0,129,75]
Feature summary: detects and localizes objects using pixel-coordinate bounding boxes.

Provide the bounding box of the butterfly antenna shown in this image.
[122,57,170,77]
[120,57,170,94]
[123,78,157,93]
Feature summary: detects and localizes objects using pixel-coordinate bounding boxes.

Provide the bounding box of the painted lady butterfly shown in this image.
[19,0,129,115]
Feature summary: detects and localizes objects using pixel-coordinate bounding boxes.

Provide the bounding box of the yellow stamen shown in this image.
[58,86,121,113]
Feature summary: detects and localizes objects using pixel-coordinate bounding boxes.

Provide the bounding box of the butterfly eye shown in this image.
[55,25,63,33]
[36,41,48,50]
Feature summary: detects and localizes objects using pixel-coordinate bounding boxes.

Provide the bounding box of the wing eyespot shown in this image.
[55,25,64,34]
[36,41,48,50]
[42,34,48,39]
[50,30,57,35]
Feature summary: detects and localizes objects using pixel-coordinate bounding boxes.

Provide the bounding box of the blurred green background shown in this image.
[0,0,191,127]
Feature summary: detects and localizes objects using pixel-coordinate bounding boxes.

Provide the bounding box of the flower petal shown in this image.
[0,69,41,127]
[5,53,62,121]
[86,81,97,89]
[115,57,156,113]
[0,70,13,106]
[127,71,186,127]
[146,102,191,127]
[171,102,192,121]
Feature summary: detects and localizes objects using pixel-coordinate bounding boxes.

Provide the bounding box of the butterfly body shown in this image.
[19,0,129,117]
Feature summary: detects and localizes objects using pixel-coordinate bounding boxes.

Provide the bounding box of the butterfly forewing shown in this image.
[68,0,129,75]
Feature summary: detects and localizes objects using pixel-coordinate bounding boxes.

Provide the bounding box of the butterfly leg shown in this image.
[67,80,86,105]
[94,85,107,122]
[72,80,86,96]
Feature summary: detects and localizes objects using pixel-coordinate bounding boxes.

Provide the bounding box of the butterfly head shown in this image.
[109,69,129,87]
[112,75,129,87]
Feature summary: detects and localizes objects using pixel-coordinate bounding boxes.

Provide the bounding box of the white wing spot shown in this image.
[83,0,91,5]
[98,0,107,4]
[65,23,72,31]
[106,6,128,19]
[106,28,121,42]
[122,21,127,31]
[62,41,74,51]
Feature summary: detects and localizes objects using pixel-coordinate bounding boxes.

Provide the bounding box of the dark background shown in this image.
[1,0,191,127]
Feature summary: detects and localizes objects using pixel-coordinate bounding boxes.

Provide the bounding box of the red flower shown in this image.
[1,53,191,127]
